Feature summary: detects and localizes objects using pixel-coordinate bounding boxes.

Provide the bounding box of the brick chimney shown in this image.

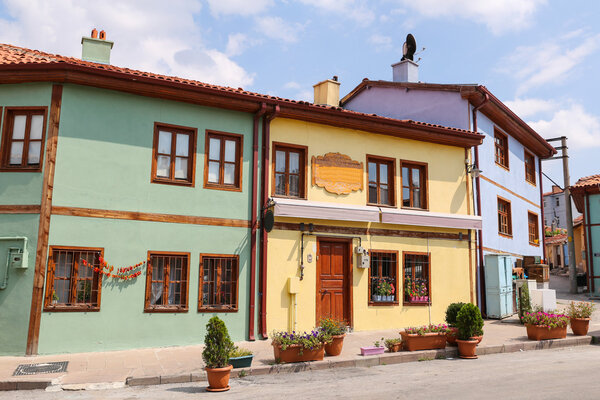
[81,28,113,64]
[313,76,340,107]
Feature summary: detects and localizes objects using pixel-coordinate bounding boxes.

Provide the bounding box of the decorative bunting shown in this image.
[81,256,149,281]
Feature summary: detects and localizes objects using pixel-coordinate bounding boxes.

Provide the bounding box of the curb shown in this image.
[126,335,593,387]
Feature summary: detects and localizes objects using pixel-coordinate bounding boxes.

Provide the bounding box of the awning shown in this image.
[272,198,380,222]
[381,208,482,230]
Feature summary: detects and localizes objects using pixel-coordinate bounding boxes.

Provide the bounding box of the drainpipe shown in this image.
[472,93,488,314]
[538,158,546,263]
[259,104,280,339]
[248,103,267,341]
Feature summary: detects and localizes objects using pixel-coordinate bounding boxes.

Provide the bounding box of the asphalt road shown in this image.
[4,345,600,400]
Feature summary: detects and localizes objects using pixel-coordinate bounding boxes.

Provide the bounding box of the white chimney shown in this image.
[392,59,418,83]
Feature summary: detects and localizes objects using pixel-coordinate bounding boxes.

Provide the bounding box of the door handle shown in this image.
[320,289,328,294]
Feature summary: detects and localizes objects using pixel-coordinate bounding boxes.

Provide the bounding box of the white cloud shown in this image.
[396,0,546,34]
[503,31,600,95]
[504,98,558,119]
[297,0,375,27]
[0,0,254,88]
[369,34,392,51]
[284,81,302,90]
[529,103,600,149]
[206,0,273,17]
[255,16,303,43]
[225,33,259,57]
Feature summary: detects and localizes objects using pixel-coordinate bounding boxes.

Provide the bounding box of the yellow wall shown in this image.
[270,118,470,215]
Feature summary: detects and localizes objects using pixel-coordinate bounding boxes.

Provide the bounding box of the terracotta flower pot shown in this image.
[456,339,478,359]
[470,335,483,345]
[570,318,590,336]
[525,324,567,341]
[324,334,345,356]
[400,332,446,351]
[272,343,324,363]
[205,364,232,392]
[446,327,458,346]
[387,343,402,352]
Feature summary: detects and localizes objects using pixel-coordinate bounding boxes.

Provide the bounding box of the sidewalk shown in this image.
[1,275,598,391]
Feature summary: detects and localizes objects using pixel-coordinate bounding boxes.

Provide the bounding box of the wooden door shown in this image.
[316,239,351,325]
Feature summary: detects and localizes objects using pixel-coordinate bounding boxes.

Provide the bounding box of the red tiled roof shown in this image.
[544,234,567,245]
[572,174,600,189]
[0,43,482,140]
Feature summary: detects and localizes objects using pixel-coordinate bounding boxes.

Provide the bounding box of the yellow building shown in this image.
[263,79,484,333]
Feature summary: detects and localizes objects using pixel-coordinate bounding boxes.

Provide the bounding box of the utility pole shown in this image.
[544,136,577,293]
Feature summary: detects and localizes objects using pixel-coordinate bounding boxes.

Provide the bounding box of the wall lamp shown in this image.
[466,163,482,178]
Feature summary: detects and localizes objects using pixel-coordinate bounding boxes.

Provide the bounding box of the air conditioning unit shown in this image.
[356,247,370,269]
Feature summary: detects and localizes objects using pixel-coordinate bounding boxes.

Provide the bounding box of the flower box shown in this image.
[272,343,324,363]
[525,324,567,341]
[372,295,395,302]
[400,332,447,351]
[360,346,385,356]
[229,355,254,369]
[409,296,429,303]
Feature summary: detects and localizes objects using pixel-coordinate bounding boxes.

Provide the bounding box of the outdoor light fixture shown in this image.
[466,163,482,178]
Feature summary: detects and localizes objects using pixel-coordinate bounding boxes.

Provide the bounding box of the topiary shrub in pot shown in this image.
[444,302,465,345]
[202,316,235,392]
[455,303,484,359]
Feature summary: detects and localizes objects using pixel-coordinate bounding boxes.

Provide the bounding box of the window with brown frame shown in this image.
[1,108,47,171]
[498,197,512,236]
[494,129,509,169]
[403,253,430,305]
[528,212,539,245]
[273,143,306,198]
[401,161,427,209]
[199,254,239,311]
[44,247,102,311]
[525,151,536,184]
[144,252,189,312]
[151,123,196,186]
[369,251,398,305]
[367,156,395,206]
[204,131,243,191]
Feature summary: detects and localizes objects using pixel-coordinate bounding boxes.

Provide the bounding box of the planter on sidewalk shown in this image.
[400,332,447,351]
[273,343,325,363]
[324,334,346,356]
[456,339,478,359]
[570,318,591,336]
[229,355,254,369]
[360,346,385,356]
[525,324,567,340]
[522,311,569,341]
[446,327,458,346]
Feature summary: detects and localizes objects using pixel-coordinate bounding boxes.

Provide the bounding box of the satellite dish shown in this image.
[401,34,417,61]
[263,210,275,233]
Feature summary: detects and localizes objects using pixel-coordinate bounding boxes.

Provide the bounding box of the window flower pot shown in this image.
[525,324,567,341]
[229,355,254,369]
[205,365,232,392]
[456,339,478,359]
[324,334,345,356]
[400,332,447,351]
[446,327,458,346]
[384,295,395,302]
[272,343,324,363]
[360,346,385,356]
[409,295,429,303]
[372,295,383,302]
[570,318,590,336]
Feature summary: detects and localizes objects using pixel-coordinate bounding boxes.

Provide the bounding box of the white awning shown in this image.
[272,198,380,222]
[381,208,482,230]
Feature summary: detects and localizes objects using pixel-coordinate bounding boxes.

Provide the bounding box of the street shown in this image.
[4,345,599,400]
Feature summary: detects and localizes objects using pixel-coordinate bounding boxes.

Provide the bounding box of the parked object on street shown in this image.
[522,311,568,340]
[456,303,484,359]
[565,301,595,336]
[400,324,449,351]
[317,317,348,356]
[271,329,330,363]
[384,338,402,352]
[203,316,235,392]
[229,346,254,369]
[445,302,465,345]
[484,254,514,319]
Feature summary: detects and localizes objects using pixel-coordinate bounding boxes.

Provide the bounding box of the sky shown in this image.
[0,0,598,192]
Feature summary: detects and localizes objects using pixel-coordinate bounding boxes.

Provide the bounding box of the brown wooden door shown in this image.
[316,239,351,324]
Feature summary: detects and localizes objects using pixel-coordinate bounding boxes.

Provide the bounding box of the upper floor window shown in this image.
[199,254,239,311]
[204,131,243,191]
[369,250,398,305]
[401,161,428,209]
[528,212,539,245]
[151,123,196,186]
[367,156,395,206]
[144,252,189,312]
[272,142,307,198]
[498,197,512,236]
[494,128,509,169]
[525,151,536,185]
[1,108,47,171]
[555,197,559,206]
[44,247,102,311]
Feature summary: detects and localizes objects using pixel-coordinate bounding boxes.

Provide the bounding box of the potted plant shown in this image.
[360,337,385,355]
[384,338,402,353]
[400,324,448,351]
[405,277,429,303]
[444,302,465,346]
[318,317,348,356]
[229,346,254,369]
[455,303,483,359]
[51,290,59,305]
[518,283,532,323]
[202,316,234,392]
[522,311,569,340]
[565,301,595,336]
[373,278,395,302]
[271,329,331,363]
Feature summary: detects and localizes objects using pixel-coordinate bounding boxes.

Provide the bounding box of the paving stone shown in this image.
[126,376,160,386]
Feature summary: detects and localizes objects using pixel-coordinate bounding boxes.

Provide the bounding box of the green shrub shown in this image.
[518,284,532,323]
[202,316,234,369]
[317,317,348,336]
[445,302,466,327]
[456,303,484,340]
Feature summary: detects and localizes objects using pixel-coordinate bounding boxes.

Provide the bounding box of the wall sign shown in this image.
[311,152,363,195]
